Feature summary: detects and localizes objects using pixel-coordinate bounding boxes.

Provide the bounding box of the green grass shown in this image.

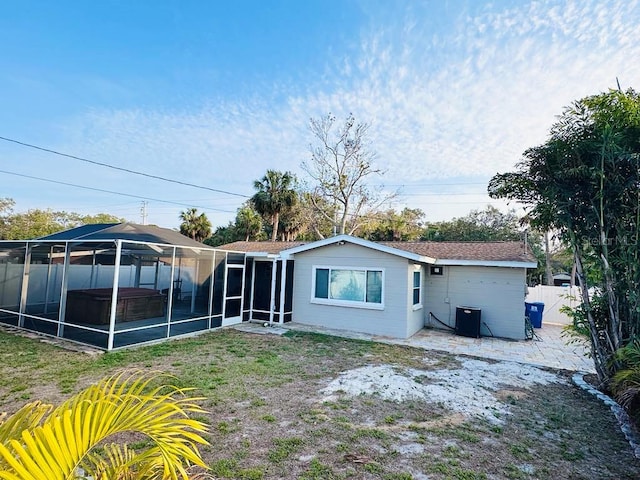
[383,474,414,480]
[509,443,533,461]
[210,458,266,479]
[427,460,487,480]
[299,459,337,479]
[268,437,304,464]
[352,427,388,440]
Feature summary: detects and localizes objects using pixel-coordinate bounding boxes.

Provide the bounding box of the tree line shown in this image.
[0,198,124,240]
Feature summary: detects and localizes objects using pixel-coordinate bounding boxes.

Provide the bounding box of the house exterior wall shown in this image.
[290,243,418,338]
[425,265,527,340]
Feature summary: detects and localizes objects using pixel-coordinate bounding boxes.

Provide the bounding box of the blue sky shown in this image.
[1,0,639,229]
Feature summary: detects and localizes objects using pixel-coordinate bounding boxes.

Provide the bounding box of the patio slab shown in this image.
[245,321,595,373]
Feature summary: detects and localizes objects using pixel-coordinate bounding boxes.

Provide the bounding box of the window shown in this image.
[313,266,383,309]
[413,270,421,306]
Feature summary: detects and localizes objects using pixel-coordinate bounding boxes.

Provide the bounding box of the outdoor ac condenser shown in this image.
[455,306,481,338]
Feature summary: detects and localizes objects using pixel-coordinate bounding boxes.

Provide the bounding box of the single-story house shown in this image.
[0,226,536,350]
[221,234,537,341]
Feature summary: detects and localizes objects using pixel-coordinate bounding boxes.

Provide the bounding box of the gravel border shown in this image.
[572,372,640,458]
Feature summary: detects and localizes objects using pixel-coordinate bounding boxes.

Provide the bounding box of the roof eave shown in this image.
[435,259,538,268]
[245,252,280,259]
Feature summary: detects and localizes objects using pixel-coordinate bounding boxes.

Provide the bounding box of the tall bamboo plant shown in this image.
[0,371,210,480]
[489,88,640,384]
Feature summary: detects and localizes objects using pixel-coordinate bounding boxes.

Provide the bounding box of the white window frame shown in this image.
[311,265,385,310]
[412,268,423,311]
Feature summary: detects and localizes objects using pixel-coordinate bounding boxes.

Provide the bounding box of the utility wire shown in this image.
[0,135,249,198]
[400,192,489,196]
[380,182,488,187]
[0,169,236,214]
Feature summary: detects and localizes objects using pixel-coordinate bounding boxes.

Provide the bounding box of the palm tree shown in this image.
[179,208,199,240]
[179,208,212,242]
[235,203,263,241]
[251,170,297,241]
[0,370,210,480]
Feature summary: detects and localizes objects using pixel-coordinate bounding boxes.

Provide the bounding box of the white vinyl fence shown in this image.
[525,285,581,325]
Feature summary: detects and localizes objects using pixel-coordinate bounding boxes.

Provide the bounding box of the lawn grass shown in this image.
[0,326,638,479]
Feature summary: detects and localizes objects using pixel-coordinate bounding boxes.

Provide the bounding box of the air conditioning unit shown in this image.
[455,306,481,338]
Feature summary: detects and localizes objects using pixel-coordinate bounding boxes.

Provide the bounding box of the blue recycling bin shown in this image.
[525,301,545,328]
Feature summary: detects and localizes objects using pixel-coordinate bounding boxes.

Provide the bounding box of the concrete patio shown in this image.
[236,321,595,373]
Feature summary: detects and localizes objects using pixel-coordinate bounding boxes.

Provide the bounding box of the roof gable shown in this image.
[280,235,433,263]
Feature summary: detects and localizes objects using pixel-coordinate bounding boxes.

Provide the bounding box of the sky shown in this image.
[1,0,639,230]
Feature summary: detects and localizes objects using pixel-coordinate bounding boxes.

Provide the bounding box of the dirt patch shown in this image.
[321,359,565,424]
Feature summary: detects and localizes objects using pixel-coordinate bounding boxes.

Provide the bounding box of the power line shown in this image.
[0,135,249,199]
[412,201,511,205]
[399,192,488,196]
[377,182,489,187]
[0,169,237,214]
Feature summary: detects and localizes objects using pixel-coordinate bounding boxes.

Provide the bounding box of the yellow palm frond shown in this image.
[83,443,159,480]
[0,402,52,446]
[0,370,209,480]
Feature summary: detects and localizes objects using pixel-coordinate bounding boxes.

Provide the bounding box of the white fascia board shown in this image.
[279,234,434,263]
[245,252,279,259]
[434,259,538,268]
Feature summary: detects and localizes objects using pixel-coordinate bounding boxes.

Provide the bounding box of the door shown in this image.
[222,264,244,326]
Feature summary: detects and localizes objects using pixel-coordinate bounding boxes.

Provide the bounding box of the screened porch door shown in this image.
[222,263,244,326]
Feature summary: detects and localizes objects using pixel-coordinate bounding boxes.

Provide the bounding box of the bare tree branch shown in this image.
[303,113,395,236]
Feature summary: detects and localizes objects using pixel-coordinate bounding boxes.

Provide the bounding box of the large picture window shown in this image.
[313,266,384,309]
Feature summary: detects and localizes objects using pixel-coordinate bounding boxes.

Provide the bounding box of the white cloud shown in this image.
[47,0,640,225]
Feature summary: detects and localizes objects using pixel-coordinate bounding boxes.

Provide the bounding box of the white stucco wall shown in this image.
[290,243,421,338]
[424,265,527,340]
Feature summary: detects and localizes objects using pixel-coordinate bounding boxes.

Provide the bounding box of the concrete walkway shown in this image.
[237,321,595,373]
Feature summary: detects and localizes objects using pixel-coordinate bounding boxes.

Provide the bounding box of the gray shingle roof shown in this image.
[218,240,307,254]
[218,238,535,263]
[380,241,536,263]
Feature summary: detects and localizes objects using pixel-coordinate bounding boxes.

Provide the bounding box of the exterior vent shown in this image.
[430,266,443,276]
